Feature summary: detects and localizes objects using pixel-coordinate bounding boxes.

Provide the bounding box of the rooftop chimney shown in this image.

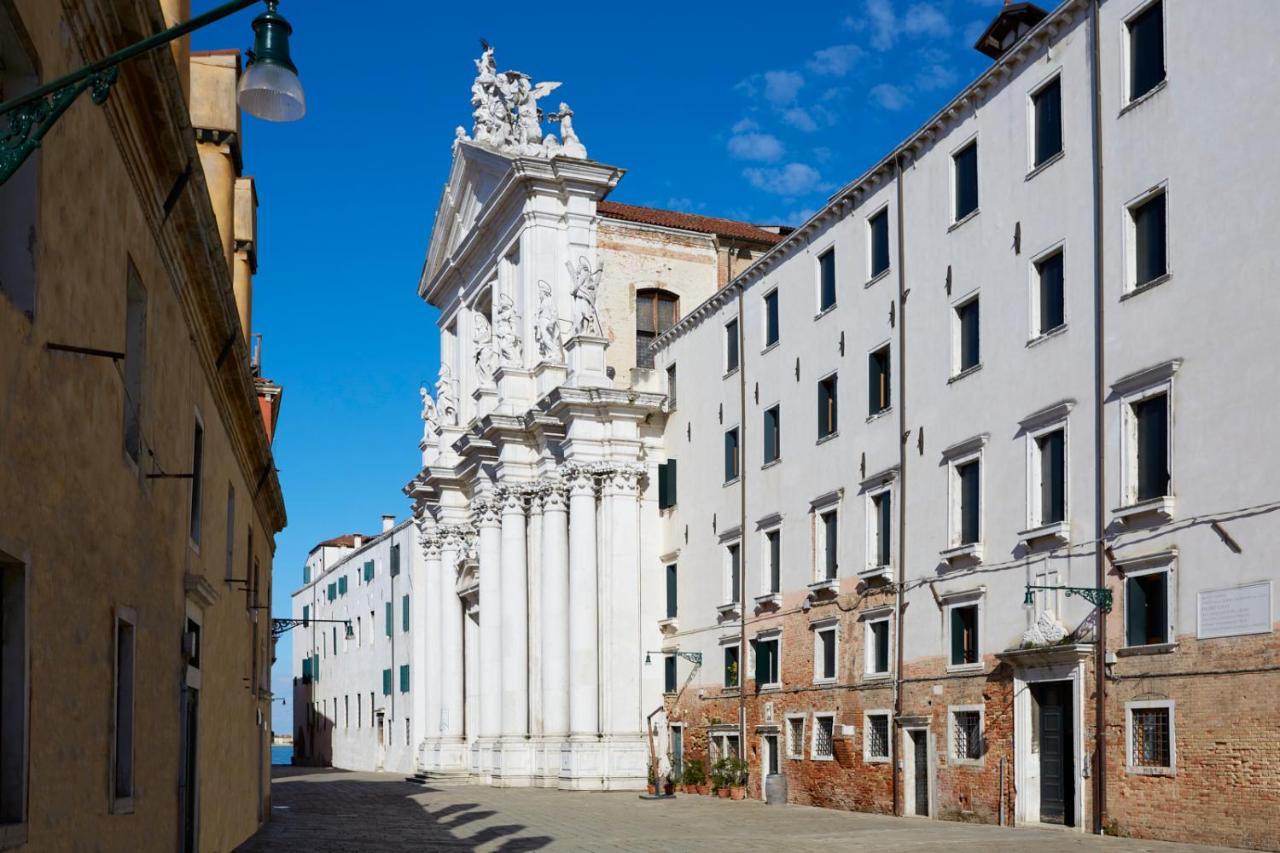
[382,514,395,533]
[973,1,1048,60]
[353,534,363,549]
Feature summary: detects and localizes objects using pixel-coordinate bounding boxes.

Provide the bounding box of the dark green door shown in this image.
[1036,682,1073,826]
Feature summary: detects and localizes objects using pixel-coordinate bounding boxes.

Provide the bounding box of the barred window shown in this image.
[786,717,805,759]
[636,289,678,369]
[1131,706,1171,769]
[866,713,890,760]
[813,715,835,759]
[952,710,982,760]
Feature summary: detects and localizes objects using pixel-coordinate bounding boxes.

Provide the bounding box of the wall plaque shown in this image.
[1197,581,1272,639]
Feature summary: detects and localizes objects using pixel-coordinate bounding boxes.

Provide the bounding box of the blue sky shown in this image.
[192,0,1006,733]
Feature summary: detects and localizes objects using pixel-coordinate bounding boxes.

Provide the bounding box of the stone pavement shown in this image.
[237,767,1245,853]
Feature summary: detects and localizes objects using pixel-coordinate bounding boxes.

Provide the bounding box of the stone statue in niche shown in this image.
[534,280,565,359]
[568,256,603,337]
[435,364,459,426]
[493,294,523,365]
[548,102,587,159]
[473,312,500,384]
[419,386,440,445]
[460,43,584,160]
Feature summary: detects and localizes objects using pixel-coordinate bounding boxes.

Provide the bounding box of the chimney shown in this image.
[353,534,363,549]
[382,515,395,533]
[973,2,1048,61]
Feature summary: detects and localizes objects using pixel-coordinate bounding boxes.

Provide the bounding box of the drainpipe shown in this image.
[737,285,749,770]
[891,153,909,818]
[1088,0,1108,835]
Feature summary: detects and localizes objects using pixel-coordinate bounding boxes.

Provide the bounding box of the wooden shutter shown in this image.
[1039,252,1065,332]
[960,300,980,370]
[302,605,310,626]
[382,669,392,696]
[665,564,678,619]
[1040,430,1066,523]
[1147,575,1167,644]
[870,211,889,277]
[874,621,889,673]
[766,292,779,345]
[877,493,892,566]
[822,631,836,678]
[664,655,677,693]
[820,250,836,309]
[951,609,966,665]
[1126,575,1147,647]
[769,531,781,593]
[1135,193,1167,285]
[402,594,410,632]
[390,544,400,577]
[1136,395,1169,500]
[955,142,979,220]
[1034,78,1062,166]
[726,320,739,371]
[824,513,838,578]
[385,602,392,637]
[400,664,410,693]
[960,461,980,544]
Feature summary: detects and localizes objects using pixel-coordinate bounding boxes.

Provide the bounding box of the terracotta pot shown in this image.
[647,784,657,795]
[663,782,675,796]
[717,787,730,799]
[730,786,746,800]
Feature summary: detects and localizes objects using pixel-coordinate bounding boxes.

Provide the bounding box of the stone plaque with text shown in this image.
[1197,581,1272,639]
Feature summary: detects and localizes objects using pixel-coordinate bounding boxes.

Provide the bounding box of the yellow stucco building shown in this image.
[0,1,285,850]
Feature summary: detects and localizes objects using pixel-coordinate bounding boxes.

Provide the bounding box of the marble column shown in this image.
[540,480,570,739]
[418,529,443,767]
[475,497,503,745]
[602,466,643,738]
[499,488,530,738]
[566,466,599,737]
[438,529,467,768]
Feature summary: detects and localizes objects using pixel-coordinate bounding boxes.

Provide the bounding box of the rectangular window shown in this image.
[189,419,204,545]
[1126,571,1169,647]
[956,297,980,373]
[764,289,780,347]
[950,604,980,667]
[821,510,838,580]
[1133,393,1169,501]
[112,611,136,811]
[957,459,981,545]
[1131,190,1168,287]
[869,209,890,278]
[727,543,741,604]
[1,553,28,828]
[302,605,310,626]
[664,654,677,693]
[390,543,401,577]
[725,319,740,372]
[1032,76,1063,167]
[402,594,410,632]
[866,713,890,760]
[812,714,835,759]
[224,485,236,581]
[327,582,336,602]
[753,637,780,687]
[122,264,146,464]
[382,669,392,696]
[817,374,838,439]
[1036,251,1065,334]
[818,248,836,311]
[871,492,891,568]
[724,428,740,483]
[1037,429,1067,525]
[666,363,678,410]
[1128,1,1165,102]
[1129,704,1172,770]
[338,576,348,596]
[868,346,890,415]
[952,710,983,761]
[723,644,740,688]
[385,601,392,637]
[815,626,836,682]
[658,459,678,509]
[763,405,781,464]
[665,563,678,619]
[786,716,806,759]
[953,141,979,221]
[866,617,890,675]
[363,560,374,583]
[400,664,410,693]
[766,530,781,594]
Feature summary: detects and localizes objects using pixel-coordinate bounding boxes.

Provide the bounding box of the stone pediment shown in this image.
[422,142,515,298]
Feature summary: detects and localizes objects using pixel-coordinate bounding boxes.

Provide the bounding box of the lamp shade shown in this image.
[237,1,305,122]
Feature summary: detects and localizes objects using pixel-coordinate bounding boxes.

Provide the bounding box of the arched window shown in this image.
[636,289,679,368]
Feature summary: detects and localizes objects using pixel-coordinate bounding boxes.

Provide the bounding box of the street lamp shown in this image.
[0,0,304,184]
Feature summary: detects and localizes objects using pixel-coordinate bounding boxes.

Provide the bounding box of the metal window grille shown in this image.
[1132,707,1171,768]
[953,710,982,760]
[868,714,890,759]
[814,717,834,758]
[787,717,805,758]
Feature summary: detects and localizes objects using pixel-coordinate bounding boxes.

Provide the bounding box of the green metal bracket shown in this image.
[271,617,352,640]
[1024,583,1113,613]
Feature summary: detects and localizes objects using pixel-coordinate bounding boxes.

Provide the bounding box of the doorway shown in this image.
[376,711,387,771]
[179,686,200,853]
[760,733,779,801]
[1030,682,1074,826]
[902,727,930,817]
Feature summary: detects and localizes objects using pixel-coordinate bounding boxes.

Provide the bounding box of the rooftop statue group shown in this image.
[455,42,587,160]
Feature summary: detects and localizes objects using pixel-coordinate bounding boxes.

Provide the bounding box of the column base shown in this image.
[429,736,469,774]
[472,737,498,785]
[558,734,647,791]
[533,736,567,787]
[492,737,537,787]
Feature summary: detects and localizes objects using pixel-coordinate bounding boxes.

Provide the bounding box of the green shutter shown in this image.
[874,621,890,673]
[302,605,310,626]
[400,664,410,693]
[382,668,392,696]
[327,582,336,602]
[390,544,401,577]
[338,576,348,596]
[303,564,310,584]
[950,609,965,665]
[402,594,410,632]
[364,560,374,582]
[312,655,319,682]
[385,601,392,636]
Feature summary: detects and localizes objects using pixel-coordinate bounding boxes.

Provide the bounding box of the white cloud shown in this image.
[864,0,898,50]
[915,63,957,91]
[732,117,760,133]
[728,132,785,162]
[763,70,805,105]
[807,44,867,77]
[743,163,824,196]
[851,0,951,50]
[781,107,818,133]
[812,146,833,163]
[903,3,952,38]
[869,83,910,111]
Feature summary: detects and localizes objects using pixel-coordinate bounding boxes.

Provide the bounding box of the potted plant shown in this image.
[728,757,749,800]
[663,767,676,796]
[681,757,706,795]
[646,760,659,796]
[712,758,731,798]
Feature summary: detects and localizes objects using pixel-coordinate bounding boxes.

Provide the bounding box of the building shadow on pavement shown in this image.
[235,767,553,852]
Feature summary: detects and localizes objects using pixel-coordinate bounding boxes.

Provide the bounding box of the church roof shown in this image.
[597,201,787,245]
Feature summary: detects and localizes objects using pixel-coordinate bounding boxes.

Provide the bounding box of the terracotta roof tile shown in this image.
[597,201,786,245]
[313,533,373,551]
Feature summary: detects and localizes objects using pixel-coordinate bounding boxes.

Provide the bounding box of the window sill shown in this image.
[816,431,839,445]
[0,823,29,849]
[657,617,679,634]
[1112,496,1175,525]
[1126,764,1175,777]
[761,341,780,356]
[1116,642,1178,657]
[1119,79,1167,118]
[1026,324,1068,348]
[945,662,985,675]
[1025,149,1065,181]
[761,458,782,471]
[723,367,740,380]
[716,601,742,618]
[811,754,835,762]
[808,578,839,596]
[721,686,741,696]
[758,683,782,693]
[940,542,983,564]
[865,408,892,425]
[814,305,837,321]
[948,209,980,233]
[109,797,136,816]
[812,677,837,686]
[754,592,782,608]
[864,755,891,764]
[723,477,741,488]
[858,565,894,583]
[865,268,891,288]
[950,758,984,769]
[948,363,983,385]
[1018,521,1070,549]
[862,671,892,682]
[1121,272,1172,301]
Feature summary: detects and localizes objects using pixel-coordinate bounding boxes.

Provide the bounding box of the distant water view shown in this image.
[271,744,293,766]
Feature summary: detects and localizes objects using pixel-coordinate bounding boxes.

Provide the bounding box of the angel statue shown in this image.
[549,102,587,159]
[435,363,458,426]
[506,72,561,153]
[473,313,500,384]
[534,280,564,360]
[419,386,440,445]
[568,256,603,336]
[493,294,523,365]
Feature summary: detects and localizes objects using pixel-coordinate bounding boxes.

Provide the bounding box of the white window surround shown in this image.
[1025,68,1065,176]
[1112,359,1180,517]
[861,472,896,577]
[1117,549,1177,651]
[723,318,740,375]
[813,240,838,316]
[1123,180,1171,294]
[1027,240,1067,342]
[809,489,843,585]
[865,339,893,421]
[861,608,893,678]
[811,618,839,684]
[948,130,980,228]
[865,202,891,283]
[947,704,985,766]
[811,711,837,761]
[785,713,807,759]
[721,639,741,690]
[941,588,985,673]
[1020,404,1072,544]
[1125,699,1176,775]
[1120,0,1168,110]
[720,537,743,611]
[758,518,783,599]
[941,434,988,561]
[751,629,782,690]
[863,709,892,763]
[949,290,981,380]
[761,287,780,351]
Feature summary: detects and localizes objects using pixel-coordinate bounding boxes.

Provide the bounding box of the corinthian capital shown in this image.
[599,463,645,495]
[539,478,569,512]
[498,486,527,515]
[561,463,598,496]
[420,530,444,559]
[470,495,503,527]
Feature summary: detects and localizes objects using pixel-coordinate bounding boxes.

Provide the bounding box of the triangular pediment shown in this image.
[422,142,516,300]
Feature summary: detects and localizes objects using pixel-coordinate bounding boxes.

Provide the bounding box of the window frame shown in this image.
[866,204,891,282]
[816,245,838,314]
[1028,70,1064,174]
[1119,551,1176,650]
[0,548,29,840]
[951,292,981,378]
[751,630,782,690]
[762,403,781,466]
[812,618,838,684]
[864,480,894,572]
[1121,382,1173,507]
[943,592,984,673]
[1124,182,1170,293]
[663,653,678,694]
[1122,0,1167,107]
[946,443,985,551]
[724,318,740,374]
[950,136,980,225]
[863,710,892,763]
[188,409,205,549]
[110,605,138,814]
[817,371,839,441]
[1029,242,1067,341]
[947,705,985,766]
[1125,699,1175,775]
[665,363,678,411]
[862,609,892,679]
[121,261,147,469]
[636,288,680,370]
[817,507,839,582]
[760,524,782,596]
[810,712,836,762]
[867,343,892,418]
[1025,415,1070,531]
[762,287,780,350]
[785,713,807,760]
[722,641,741,690]
[723,539,742,606]
[723,426,741,485]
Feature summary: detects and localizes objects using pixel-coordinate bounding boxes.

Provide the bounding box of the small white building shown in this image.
[291,516,422,774]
